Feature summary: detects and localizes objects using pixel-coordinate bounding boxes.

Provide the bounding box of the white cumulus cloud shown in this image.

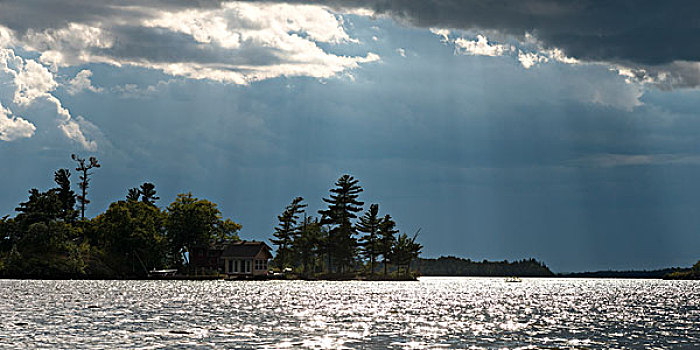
[518,50,549,69]
[0,2,378,85]
[454,35,513,57]
[0,48,97,149]
[67,69,103,95]
[0,101,35,141]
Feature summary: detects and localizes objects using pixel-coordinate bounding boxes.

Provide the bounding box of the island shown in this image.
[0,157,422,280]
[1,155,698,281]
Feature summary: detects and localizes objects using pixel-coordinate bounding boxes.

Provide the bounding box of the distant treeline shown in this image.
[418,256,554,277]
[558,268,685,279]
[664,261,700,280]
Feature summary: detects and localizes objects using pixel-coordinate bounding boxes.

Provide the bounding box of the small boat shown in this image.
[148,269,178,278]
[505,276,522,283]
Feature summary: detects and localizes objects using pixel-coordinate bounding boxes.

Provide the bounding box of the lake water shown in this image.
[1,277,698,349]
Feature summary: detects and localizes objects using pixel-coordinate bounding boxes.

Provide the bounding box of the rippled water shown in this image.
[1,278,698,349]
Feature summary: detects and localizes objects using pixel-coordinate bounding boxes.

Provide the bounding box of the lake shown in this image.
[1,277,698,349]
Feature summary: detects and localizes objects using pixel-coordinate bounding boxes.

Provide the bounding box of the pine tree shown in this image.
[357,203,381,275]
[126,188,140,201]
[139,182,159,206]
[378,214,398,276]
[53,169,76,223]
[271,197,306,269]
[318,174,364,273]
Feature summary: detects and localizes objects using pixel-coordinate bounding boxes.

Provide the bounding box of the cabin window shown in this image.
[228,259,233,273]
[255,259,264,270]
[245,260,251,273]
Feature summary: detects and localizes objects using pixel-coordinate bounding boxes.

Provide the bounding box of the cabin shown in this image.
[220,241,273,277]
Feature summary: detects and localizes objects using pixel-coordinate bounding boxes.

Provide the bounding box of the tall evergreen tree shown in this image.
[271,197,306,269]
[357,203,381,275]
[71,154,100,220]
[378,214,398,276]
[126,187,140,201]
[15,189,63,226]
[53,169,76,223]
[139,182,159,206]
[318,175,364,273]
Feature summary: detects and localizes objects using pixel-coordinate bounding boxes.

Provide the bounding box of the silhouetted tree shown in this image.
[390,230,423,276]
[71,154,100,220]
[357,203,381,275]
[139,182,159,206]
[293,215,324,276]
[15,189,63,226]
[126,187,140,201]
[319,175,364,273]
[53,169,76,223]
[271,197,306,269]
[378,214,398,276]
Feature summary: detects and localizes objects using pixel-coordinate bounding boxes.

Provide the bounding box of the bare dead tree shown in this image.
[71,154,101,220]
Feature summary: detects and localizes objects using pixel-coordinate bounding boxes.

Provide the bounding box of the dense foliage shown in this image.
[0,156,241,278]
[166,193,241,265]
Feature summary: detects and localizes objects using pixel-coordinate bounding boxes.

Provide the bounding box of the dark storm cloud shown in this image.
[1,1,697,87]
[0,1,223,33]
[258,0,699,66]
[2,0,696,66]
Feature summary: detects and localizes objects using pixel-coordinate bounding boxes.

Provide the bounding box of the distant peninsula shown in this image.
[558,268,685,279]
[418,256,554,277]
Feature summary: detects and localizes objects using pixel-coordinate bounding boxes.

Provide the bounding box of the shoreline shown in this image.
[1,274,697,281]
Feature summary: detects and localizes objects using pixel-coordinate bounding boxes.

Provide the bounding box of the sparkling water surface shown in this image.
[1,277,698,349]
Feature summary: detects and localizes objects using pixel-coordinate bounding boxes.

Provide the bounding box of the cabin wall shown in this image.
[222,257,269,276]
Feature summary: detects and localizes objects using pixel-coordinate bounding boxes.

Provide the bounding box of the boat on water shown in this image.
[148,269,178,278]
[505,276,522,283]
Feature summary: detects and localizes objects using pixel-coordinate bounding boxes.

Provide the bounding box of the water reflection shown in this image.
[1,278,698,349]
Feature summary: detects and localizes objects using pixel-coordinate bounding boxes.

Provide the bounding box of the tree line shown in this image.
[418,256,554,277]
[0,155,241,278]
[270,174,422,278]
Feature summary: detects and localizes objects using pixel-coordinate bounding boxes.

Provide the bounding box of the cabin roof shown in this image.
[220,240,272,259]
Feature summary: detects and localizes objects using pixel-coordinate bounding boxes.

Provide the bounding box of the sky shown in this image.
[0,0,699,272]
